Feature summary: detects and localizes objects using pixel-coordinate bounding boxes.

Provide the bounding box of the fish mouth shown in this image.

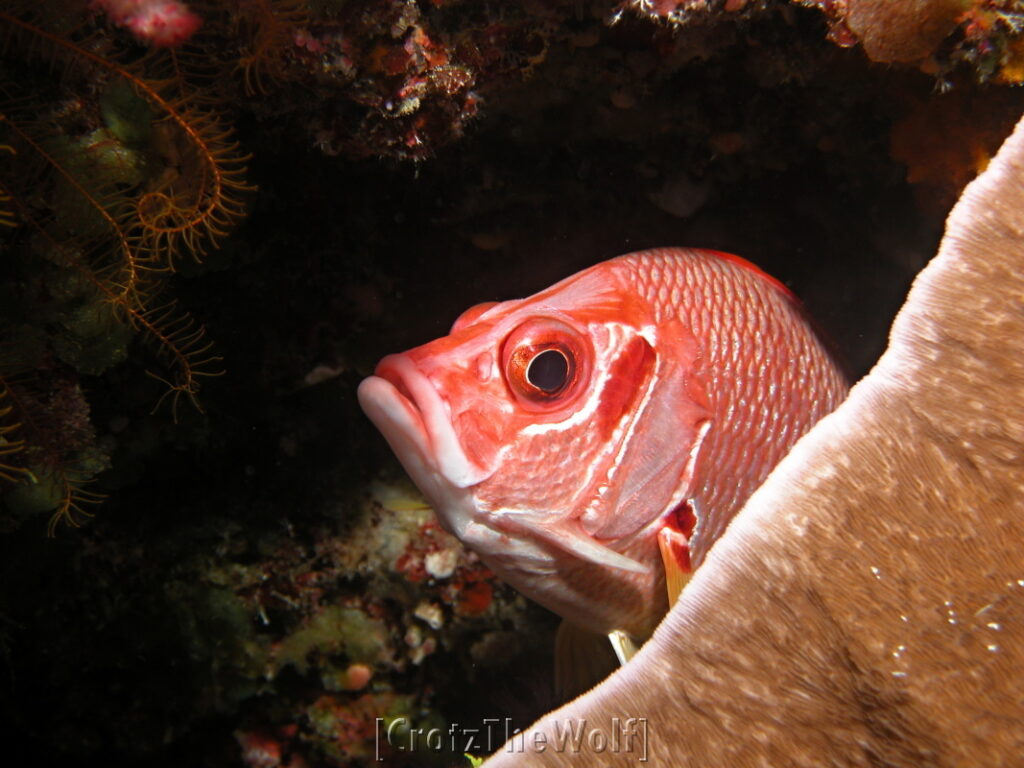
[358,371,428,475]
[358,355,493,535]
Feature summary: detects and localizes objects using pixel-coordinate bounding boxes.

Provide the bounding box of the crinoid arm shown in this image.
[0,3,251,530]
[0,379,34,485]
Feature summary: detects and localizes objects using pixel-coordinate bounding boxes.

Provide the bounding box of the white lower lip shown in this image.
[360,360,492,539]
[358,375,429,459]
[361,355,494,490]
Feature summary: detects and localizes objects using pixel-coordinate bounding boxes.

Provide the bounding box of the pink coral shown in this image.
[92,0,201,47]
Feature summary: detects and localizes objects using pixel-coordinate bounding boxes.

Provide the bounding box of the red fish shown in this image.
[358,248,848,640]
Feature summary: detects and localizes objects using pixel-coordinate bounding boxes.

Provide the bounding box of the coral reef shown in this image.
[0,0,1021,766]
[626,0,1024,84]
[223,482,552,766]
[797,0,1024,82]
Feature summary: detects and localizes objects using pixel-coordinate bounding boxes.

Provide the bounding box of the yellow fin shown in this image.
[658,525,693,607]
[554,620,619,702]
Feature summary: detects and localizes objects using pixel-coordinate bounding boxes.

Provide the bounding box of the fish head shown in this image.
[358,262,710,635]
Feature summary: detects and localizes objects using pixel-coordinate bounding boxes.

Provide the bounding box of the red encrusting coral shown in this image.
[455,581,493,617]
[237,726,308,768]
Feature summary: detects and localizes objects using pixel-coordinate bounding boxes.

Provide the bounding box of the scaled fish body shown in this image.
[358,248,848,638]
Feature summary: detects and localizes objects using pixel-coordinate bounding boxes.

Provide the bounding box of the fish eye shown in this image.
[508,342,577,402]
[527,348,570,393]
[501,317,590,410]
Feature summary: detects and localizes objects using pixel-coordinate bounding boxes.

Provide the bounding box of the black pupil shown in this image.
[527,349,569,392]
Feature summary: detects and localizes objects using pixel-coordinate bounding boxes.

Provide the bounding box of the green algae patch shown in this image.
[275,605,387,674]
[166,580,270,712]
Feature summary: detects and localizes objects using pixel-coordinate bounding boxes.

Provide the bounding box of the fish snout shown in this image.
[363,354,494,490]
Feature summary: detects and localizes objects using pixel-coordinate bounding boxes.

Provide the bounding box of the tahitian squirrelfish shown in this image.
[358,248,848,639]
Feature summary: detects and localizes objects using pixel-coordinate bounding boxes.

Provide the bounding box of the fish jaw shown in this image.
[462,511,665,637]
[357,354,489,539]
[480,507,649,574]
